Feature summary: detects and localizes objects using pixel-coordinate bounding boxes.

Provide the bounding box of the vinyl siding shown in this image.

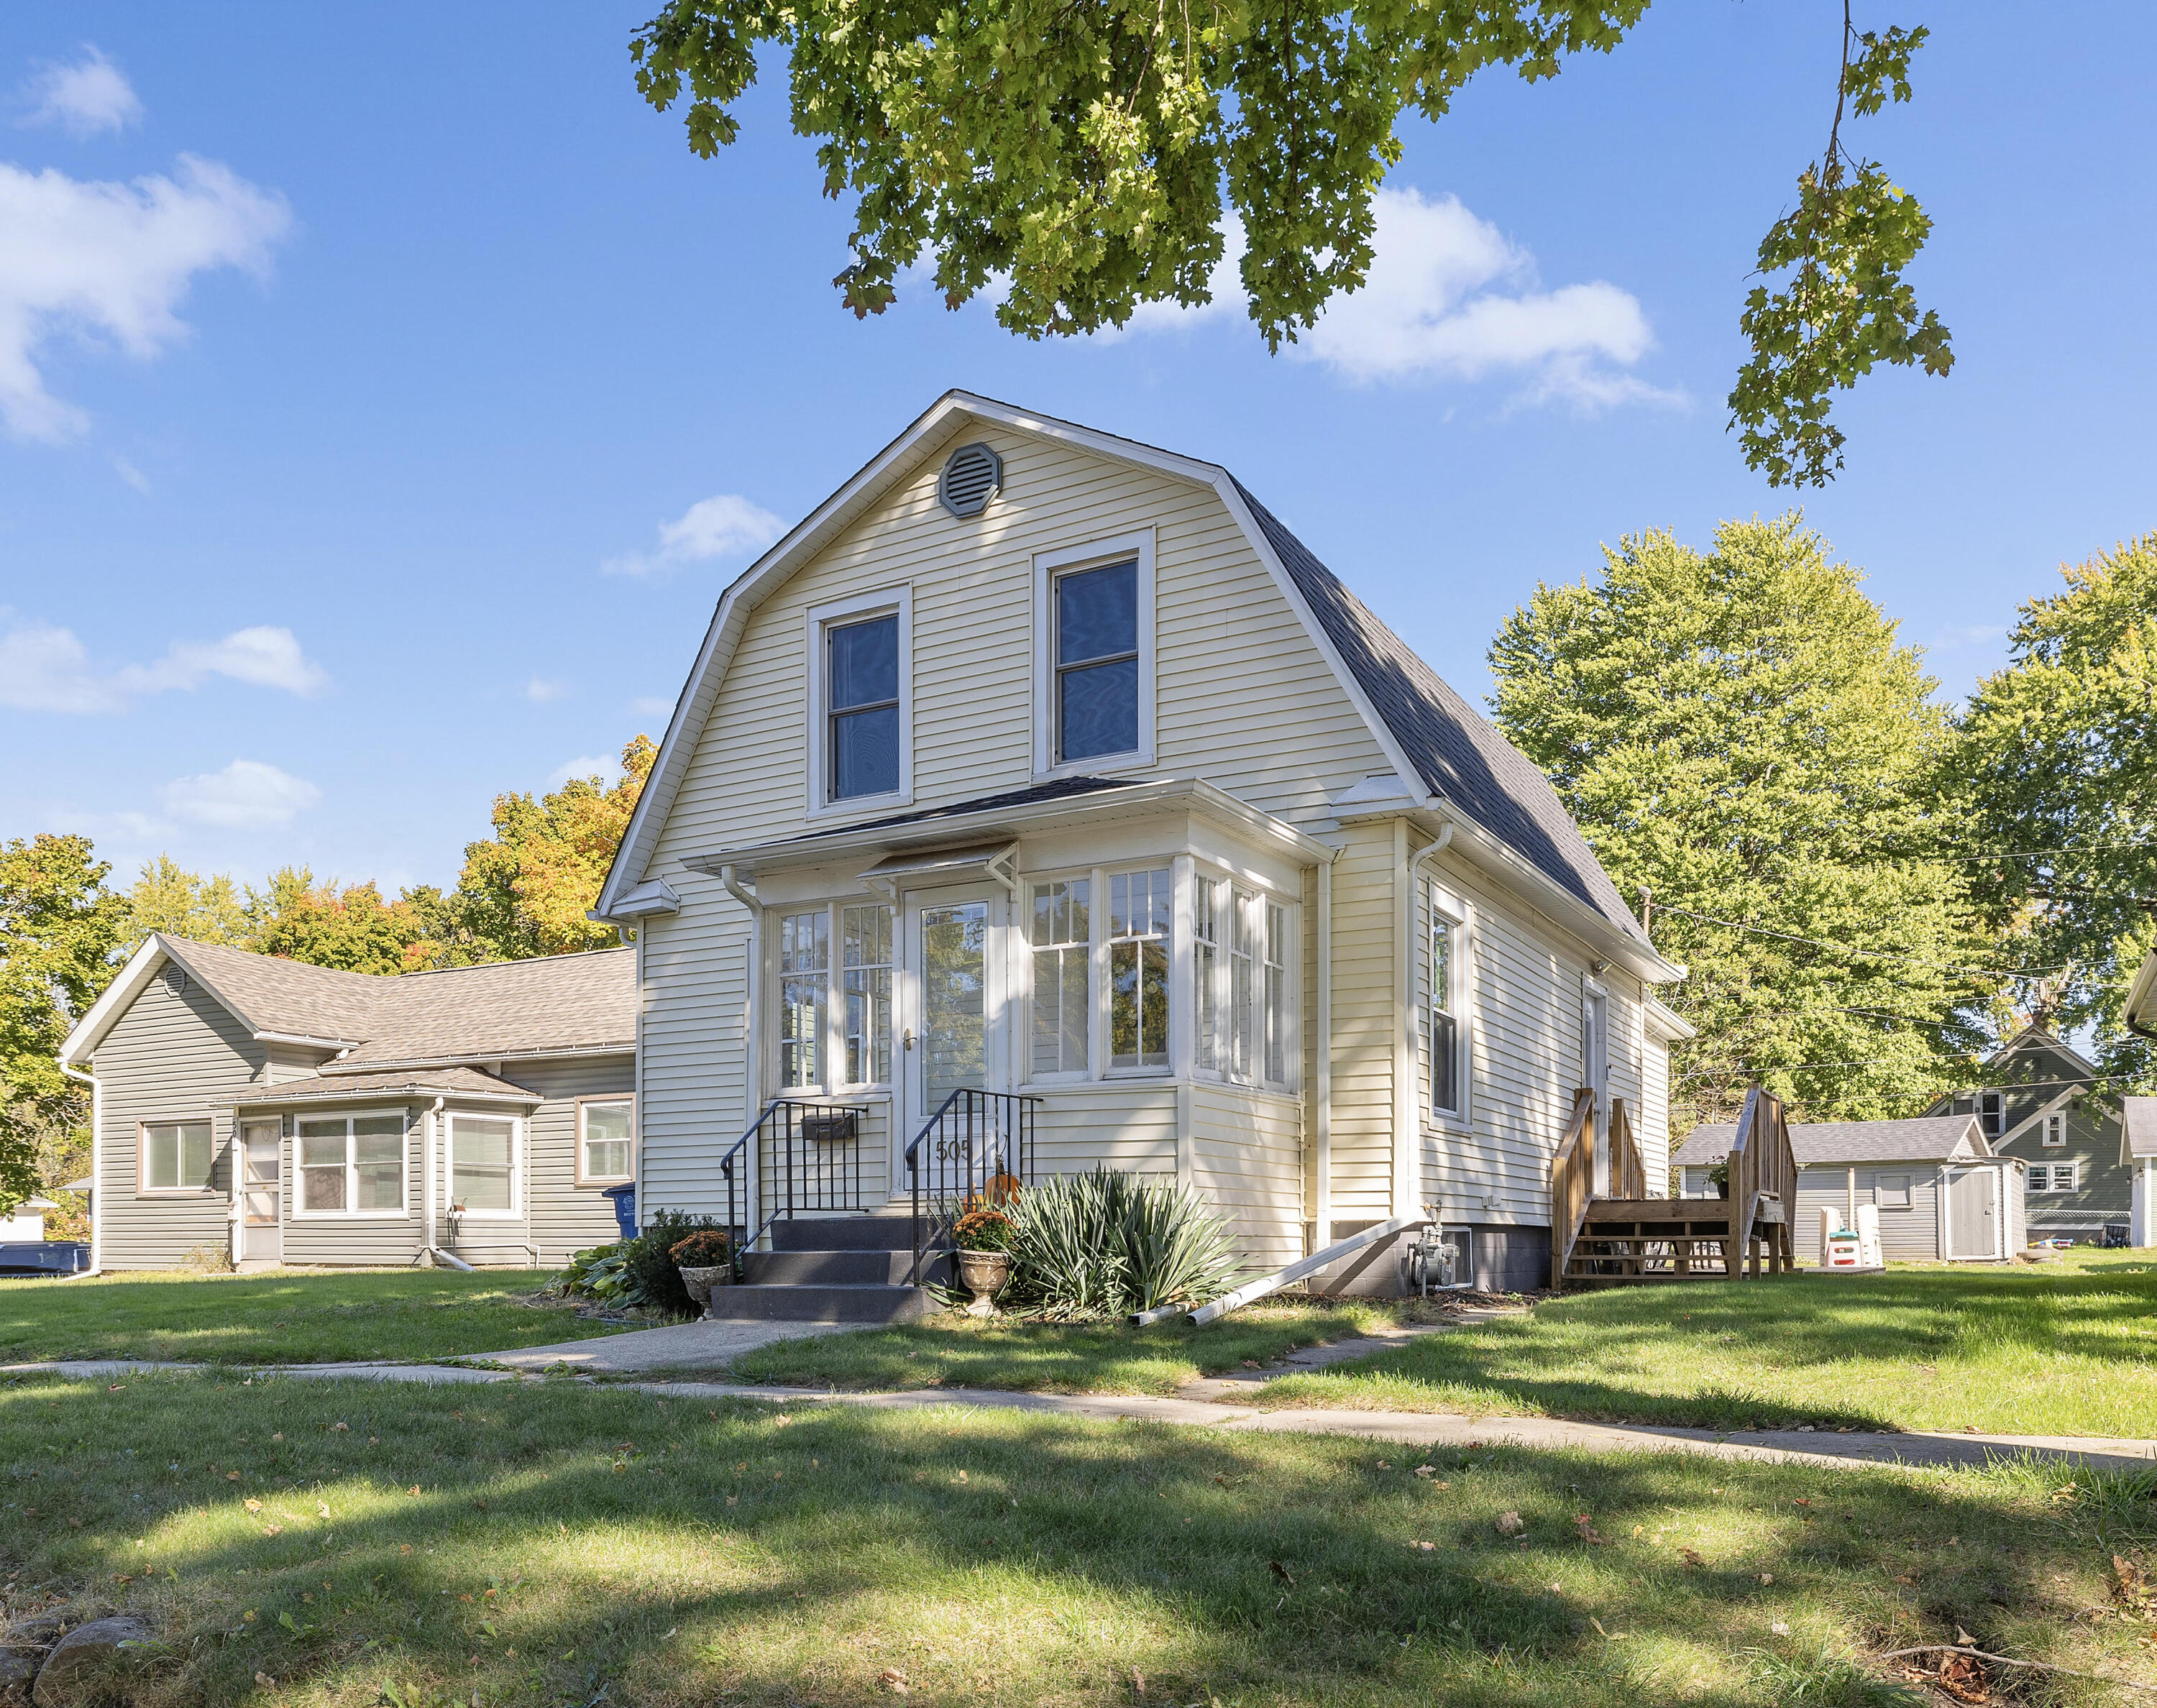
[1326,823,1396,1221]
[1978,1042,2132,1232]
[92,962,260,1269]
[281,1106,425,1267]
[1191,1083,1304,1269]
[513,1055,636,1266]
[1794,1165,1941,1264]
[1640,1037,1672,1197]
[1032,1083,1179,1180]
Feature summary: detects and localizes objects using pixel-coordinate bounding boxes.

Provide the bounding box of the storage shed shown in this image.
[1674,1114,2025,1264]
[2125,1098,2156,1248]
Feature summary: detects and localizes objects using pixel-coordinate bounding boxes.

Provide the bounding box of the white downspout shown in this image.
[1398,822,1455,1221]
[1313,852,1335,1252]
[60,1062,101,1275]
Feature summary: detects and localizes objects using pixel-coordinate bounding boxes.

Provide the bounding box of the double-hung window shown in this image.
[773,901,896,1092]
[1191,881,1219,1073]
[1951,1089,2005,1139]
[141,1120,214,1193]
[1035,535,1153,774]
[448,1114,518,1214]
[1191,875,1292,1090]
[1108,868,1171,1070]
[1429,886,1468,1121]
[578,1098,635,1185]
[1263,900,1288,1085]
[2031,1162,2078,1193]
[810,589,910,809]
[2041,1113,2066,1147]
[1029,879,1091,1078]
[296,1113,406,1215]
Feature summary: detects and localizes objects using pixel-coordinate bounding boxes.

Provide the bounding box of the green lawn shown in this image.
[724,1297,1411,1394]
[4,1369,2152,1707]
[0,1270,628,1367]
[1255,1254,2157,1437]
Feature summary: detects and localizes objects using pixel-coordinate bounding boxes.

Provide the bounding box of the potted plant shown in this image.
[669,1229,736,1316]
[952,1205,1015,1315]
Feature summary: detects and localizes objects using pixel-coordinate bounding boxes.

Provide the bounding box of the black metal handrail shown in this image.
[719,1098,871,1257]
[905,1088,1039,1287]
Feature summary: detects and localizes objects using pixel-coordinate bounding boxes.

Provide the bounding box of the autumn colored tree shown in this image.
[452,735,656,960]
[0,835,129,1213]
[1490,515,1992,1127]
[242,868,441,975]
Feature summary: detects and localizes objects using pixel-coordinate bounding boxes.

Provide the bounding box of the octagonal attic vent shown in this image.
[938,442,1002,519]
[163,965,188,997]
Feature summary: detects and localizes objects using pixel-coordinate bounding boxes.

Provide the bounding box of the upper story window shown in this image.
[1428,883,1470,1124]
[1951,1089,2005,1139]
[809,589,912,810]
[2030,1161,2079,1193]
[1033,533,1155,776]
[2041,1112,2066,1147]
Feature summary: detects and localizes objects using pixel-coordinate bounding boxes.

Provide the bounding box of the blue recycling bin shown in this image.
[602,1183,637,1240]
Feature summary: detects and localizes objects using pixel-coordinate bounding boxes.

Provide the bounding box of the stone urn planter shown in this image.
[677,1264,733,1317]
[956,1248,1012,1316]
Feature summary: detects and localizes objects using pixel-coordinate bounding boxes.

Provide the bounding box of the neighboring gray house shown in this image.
[2124,947,2156,1247]
[1674,1115,2024,1263]
[57,934,636,1272]
[1925,1029,2130,1245]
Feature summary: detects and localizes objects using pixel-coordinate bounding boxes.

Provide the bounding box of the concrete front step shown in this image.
[767,1215,920,1252]
[743,1247,940,1287]
[701,1282,933,1324]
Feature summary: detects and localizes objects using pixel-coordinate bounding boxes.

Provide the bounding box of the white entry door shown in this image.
[238,1120,283,1263]
[899,886,1007,1179]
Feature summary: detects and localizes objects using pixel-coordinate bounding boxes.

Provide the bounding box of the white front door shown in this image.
[238,1120,283,1263]
[899,885,1007,1181]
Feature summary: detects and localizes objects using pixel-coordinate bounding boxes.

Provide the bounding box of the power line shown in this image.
[1647,901,2068,981]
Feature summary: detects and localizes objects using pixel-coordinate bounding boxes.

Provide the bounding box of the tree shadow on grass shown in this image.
[4,1372,2151,1707]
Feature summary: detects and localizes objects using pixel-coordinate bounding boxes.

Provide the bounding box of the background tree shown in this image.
[1490,515,1992,1128]
[1955,533,2157,1092]
[631,1,1947,487]
[0,836,129,1216]
[122,855,248,955]
[241,868,443,975]
[452,735,656,960]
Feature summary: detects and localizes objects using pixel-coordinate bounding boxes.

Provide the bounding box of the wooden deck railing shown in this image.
[1549,1087,1598,1288]
[1608,1096,1646,1200]
[1723,1086,1799,1277]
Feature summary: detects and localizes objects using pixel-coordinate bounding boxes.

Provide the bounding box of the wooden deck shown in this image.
[1564,1196,1789,1283]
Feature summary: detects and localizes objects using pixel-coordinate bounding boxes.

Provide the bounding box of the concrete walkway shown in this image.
[12,1353,2156,1474]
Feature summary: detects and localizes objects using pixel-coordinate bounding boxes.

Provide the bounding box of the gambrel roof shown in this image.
[595,391,1673,981]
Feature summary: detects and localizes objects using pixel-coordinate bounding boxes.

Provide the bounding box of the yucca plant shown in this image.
[1002,1167,1241,1316]
[1118,1177,1242,1312]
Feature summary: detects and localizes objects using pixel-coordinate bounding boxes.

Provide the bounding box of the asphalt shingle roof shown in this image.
[152,935,636,1066]
[1674,1115,1989,1168]
[1234,481,1649,947]
[222,1065,541,1105]
[2125,1098,2157,1162]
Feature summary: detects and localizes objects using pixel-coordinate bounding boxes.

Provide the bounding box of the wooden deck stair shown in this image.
[1552,1086,1798,1286]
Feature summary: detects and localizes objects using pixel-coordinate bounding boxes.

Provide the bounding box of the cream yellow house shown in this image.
[595,392,1690,1303]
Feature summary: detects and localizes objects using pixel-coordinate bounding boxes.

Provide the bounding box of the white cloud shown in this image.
[156,758,320,829]
[526,676,570,703]
[0,152,291,440]
[112,454,149,492]
[628,694,675,718]
[0,616,328,712]
[546,753,620,789]
[604,493,784,578]
[1100,187,1675,409]
[19,47,142,138]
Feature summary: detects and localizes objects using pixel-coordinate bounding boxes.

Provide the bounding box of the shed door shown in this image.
[1946,1166,1997,1260]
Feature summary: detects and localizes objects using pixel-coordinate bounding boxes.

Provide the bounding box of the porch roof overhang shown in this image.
[219,1065,543,1109]
[684,776,1337,887]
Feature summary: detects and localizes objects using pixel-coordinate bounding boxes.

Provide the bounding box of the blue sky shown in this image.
[2,4,2152,897]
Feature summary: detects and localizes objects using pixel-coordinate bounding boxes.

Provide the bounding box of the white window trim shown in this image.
[1032,531,1156,779]
[2032,1161,2079,1193]
[1424,881,1473,1131]
[1101,863,1174,1079]
[291,1109,411,1221]
[444,1111,523,1220]
[805,585,913,819]
[2041,1112,2067,1147]
[1180,863,1301,1096]
[1022,871,1095,1086]
[575,1095,637,1188]
[137,1118,218,1196]
[766,898,899,1096]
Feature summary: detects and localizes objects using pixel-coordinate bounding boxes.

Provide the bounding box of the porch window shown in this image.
[1029,878,1090,1078]
[578,1098,634,1185]
[1263,900,1288,1085]
[779,910,830,1089]
[296,1114,406,1215]
[141,1120,214,1193]
[449,1114,518,1214]
[842,905,894,1085]
[1055,561,1140,763]
[1192,881,1219,1073]
[1228,890,1257,1080]
[827,613,902,800]
[1107,867,1171,1070]
[1429,900,1461,1119]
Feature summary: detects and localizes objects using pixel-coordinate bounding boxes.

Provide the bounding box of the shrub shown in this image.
[551,1210,731,1316]
[952,1206,1015,1252]
[669,1229,736,1269]
[1001,1167,1240,1316]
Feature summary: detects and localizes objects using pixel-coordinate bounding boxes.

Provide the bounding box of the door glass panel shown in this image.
[242,1124,280,1226]
[920,901,989,1111]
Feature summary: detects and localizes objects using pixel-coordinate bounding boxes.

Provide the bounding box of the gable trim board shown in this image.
[593,391,1680,990]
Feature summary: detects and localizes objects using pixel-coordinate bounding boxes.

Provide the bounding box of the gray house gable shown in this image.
[1925,1026,2129,1234]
